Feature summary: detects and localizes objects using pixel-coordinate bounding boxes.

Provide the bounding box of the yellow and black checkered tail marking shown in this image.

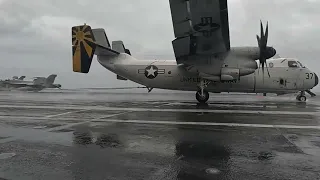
[72,24,96,73]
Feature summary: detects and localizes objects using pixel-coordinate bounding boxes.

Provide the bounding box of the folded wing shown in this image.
[169,0,230,61]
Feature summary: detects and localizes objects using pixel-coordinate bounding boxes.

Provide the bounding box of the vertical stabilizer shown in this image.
[92,28,111,48]
[112,41,131,55]
[72,25,97,73]
[19,76,26,80]
[45,74,57,85]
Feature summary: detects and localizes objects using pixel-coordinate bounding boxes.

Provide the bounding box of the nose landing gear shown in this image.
[196,78,210,103]
[296,91,307,102]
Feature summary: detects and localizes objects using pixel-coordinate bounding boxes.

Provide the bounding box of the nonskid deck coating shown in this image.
[0,91,319,180]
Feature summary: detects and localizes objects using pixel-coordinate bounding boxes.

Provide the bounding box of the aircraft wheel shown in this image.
[297,95,307,102]
[196,90,209,103]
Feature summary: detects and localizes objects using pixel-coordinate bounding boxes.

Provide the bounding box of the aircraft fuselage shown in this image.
[97,53,317,95]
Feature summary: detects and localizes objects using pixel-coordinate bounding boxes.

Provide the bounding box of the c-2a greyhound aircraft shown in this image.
[71,0,318,103]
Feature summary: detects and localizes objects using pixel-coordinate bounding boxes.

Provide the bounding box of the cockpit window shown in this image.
[288,61,299,68]
[297,61,305,68]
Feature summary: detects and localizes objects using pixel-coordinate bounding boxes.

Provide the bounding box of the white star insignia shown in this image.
[146,66,157,77]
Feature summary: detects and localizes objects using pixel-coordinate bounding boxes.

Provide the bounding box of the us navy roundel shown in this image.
[145,65,158,79]
[138,65,165,79]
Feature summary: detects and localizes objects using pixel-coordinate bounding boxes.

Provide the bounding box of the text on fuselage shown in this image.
[180,77,238,83]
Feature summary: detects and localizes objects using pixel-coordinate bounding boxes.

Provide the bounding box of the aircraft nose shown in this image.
[315,73,318,87]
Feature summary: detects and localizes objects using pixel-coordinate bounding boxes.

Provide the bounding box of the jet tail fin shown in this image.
[71,24,120,73]
[18,76,26,80]
[45,74,57,85]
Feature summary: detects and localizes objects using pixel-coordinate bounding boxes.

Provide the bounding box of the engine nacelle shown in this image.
[200,66,256,81]
[221,68,240,80]
[200,68,239,81]
[239,68,256,76]
[220,67,256,80]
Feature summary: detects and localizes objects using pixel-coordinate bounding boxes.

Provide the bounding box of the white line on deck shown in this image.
[93,119,320,130]
[0,111,132,144]
[44,109,89,118]
[46,111,132,132]
[0,105,314,115]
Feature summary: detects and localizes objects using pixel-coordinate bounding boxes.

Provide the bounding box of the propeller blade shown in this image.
[261,60,265,74]
[260,21,264,41]
[256,20,274,80]
[265,60,271,77]
[265,21,269,45]
[256,35,261,48]
[260,21,266,48]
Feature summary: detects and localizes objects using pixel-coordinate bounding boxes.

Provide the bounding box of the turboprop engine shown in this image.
[185,21,276,81]
[199,21,276,81]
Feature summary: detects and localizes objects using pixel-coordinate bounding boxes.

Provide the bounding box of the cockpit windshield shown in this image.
[297,61,305,68]
[288,60,299,68]
[287,60,305,68]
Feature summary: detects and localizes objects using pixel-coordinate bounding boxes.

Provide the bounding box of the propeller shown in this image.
[256,21,277,79]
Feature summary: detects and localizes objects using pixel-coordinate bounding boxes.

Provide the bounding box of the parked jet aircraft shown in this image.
[70,0,318,103]
[0,74,61,92]
[11,76,26,80]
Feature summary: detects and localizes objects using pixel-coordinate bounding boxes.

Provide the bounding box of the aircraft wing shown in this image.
[169,0,230,61]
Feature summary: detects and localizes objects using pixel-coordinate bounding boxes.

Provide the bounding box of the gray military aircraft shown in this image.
[0,74,61,92]
[11,76,26,80]
[70,0,318,103]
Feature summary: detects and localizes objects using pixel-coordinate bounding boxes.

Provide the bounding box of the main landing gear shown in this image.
[196,79,210,103]
[296,91,307,102]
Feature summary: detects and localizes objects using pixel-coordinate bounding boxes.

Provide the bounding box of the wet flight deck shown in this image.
[0,90,319,180]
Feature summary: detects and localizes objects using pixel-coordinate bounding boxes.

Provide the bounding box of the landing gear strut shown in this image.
[296,91,307,102]
[196,78,210,103]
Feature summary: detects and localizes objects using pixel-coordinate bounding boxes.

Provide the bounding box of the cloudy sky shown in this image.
[0,0,319,91]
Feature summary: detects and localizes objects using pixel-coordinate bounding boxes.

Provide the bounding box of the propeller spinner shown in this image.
[256,21,276,78]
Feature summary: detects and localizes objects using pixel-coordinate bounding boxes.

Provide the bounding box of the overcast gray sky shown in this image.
[0,0,319,90]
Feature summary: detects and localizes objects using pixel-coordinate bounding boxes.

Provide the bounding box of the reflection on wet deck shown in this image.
[0,91,319,180]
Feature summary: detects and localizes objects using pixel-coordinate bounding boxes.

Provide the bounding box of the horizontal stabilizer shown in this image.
[117,75,127,81]
[95,45,120,56]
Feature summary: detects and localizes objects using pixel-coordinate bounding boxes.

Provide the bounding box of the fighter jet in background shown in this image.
[0,74,61,92]
[70,0,318,103]
[11,76,26,80]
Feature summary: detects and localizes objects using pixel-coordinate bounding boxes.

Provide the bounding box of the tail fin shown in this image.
[72,25,96,73]
[45,74,57,85]
[71,24,120,73]
[112,41,131,55]
[91,28,111,48]
[32,77,46,86]
[18,76,26,80]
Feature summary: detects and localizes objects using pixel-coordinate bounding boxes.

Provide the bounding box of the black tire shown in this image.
[196,90,209,103]
[298,95,307,102]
